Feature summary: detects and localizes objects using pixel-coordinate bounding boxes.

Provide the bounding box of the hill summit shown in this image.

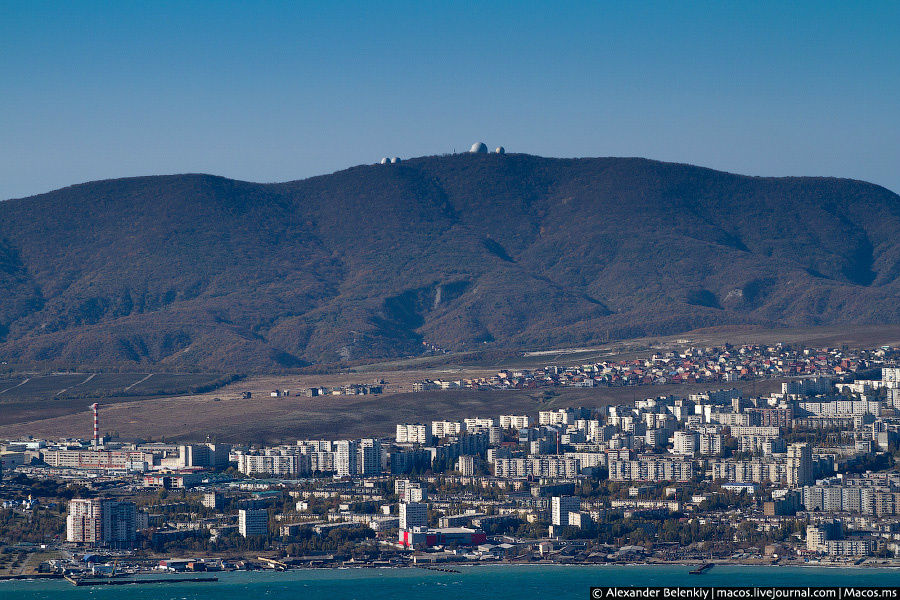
[1,153,899,371]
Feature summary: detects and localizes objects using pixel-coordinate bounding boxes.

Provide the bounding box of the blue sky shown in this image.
[2,1,899,199]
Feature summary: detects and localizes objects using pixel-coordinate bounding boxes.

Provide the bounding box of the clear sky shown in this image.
[2,1,899,200]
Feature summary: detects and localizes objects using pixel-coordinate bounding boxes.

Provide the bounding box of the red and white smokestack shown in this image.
[90,403,99,447]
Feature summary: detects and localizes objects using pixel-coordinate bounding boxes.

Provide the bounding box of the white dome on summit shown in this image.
[494,146,505,154]
[469,142,488,154]
[380,157,390,164]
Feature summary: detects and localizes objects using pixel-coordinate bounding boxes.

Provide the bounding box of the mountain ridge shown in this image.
[0,153,898,372]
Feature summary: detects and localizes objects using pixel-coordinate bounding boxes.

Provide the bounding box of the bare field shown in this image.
[0,372,232,427]
[0,377,786,444]
[0,323,896,443]
[238,367,499,396]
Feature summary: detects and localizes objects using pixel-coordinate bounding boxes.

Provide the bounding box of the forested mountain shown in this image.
[1,154,898,371]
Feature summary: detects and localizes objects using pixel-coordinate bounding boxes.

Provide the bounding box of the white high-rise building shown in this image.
[881,367,900,385]
[399,502,428,530]
[334,440,358,477]
[396,424,432,445]
[500,415,530,430]
[66,498,103,545]
[551,496,581,527]
[202,492,224,510]
[402,482,427,503]
[66,498,136,548]
[699,433,722,456]
[237,453,302,476]
[787,443,813,487]
[357,439,381,476]
[806,525,828,551]
[456,455,475,476]
[673,431,699,456]
[488,426,502,445]
[432,421,465,438]
[239,508,268,537]
[463,417,497,429]
[179,442,232,469]
[540,409,575,426]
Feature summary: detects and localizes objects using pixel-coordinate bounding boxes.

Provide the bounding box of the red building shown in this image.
[399,526,487,549]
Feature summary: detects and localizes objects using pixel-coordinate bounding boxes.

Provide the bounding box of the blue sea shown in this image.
[1,565,898,600]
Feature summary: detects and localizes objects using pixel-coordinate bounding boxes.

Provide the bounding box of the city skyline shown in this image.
[3,2,900,591]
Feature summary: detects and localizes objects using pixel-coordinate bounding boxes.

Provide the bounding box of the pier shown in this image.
[414,564,461,573]
[65,575,218,586]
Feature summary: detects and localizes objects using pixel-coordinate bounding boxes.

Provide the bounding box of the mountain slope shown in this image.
[0,154,898,371]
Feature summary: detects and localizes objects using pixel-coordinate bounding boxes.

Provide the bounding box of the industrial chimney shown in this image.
[90,403,99,447]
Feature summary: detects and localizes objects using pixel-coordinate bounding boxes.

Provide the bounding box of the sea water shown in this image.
[1,565,898,600]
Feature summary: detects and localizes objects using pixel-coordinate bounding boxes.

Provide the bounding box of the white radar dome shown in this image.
[469,142,488,154]
[494,146,505,154]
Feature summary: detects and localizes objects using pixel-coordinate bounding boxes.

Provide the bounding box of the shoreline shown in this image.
[4,563,900,591]
[48,558,900,576]
[6,561,900,577]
